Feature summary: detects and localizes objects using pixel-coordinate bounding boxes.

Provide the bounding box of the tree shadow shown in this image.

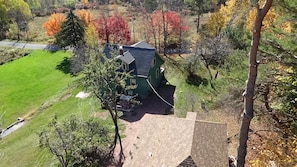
[186,74,208,86]
[56,57,71,74]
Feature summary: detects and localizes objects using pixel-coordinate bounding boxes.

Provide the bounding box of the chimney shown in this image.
[119,46,123,55]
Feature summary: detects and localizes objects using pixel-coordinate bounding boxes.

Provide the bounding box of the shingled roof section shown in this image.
[191,121,228,167]
[122,46,155,77]
[118,51,135,64]
[122,113,228,167]
[123,114,195,167]
[131,41,155,49]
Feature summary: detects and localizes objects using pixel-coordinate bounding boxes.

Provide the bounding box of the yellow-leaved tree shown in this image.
[206,0,245,36]
[246,7,278,31]
[85,24,99,48]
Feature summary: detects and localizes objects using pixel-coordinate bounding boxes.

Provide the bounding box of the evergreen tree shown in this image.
[56,10,85,49]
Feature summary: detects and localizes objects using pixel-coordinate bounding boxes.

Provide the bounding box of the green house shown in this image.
[104,41,165,99]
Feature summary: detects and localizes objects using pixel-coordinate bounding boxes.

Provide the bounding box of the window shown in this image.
[130,79,136,85]
[151,57,156,67]
[122,63,128,71]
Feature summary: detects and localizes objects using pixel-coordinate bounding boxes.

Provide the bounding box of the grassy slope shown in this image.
[0,90,108,167]
[0,50,76,127]
[164,57,233,117]
[0,50,111,166]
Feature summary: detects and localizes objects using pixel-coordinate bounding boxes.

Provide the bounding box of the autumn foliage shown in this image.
[148,10,189,51]
[95,13,131,44]
[75,9,95,27]
[246,7,278,31]
[42,13,66,36]
[150,10,189,39]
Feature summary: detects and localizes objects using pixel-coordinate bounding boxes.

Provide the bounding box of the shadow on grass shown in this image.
[186,74,208,86]
[56,57,71,74]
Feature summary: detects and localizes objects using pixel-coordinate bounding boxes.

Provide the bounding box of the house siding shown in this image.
[126,54,164,99]
[127,77,150,99]
[148,54,164,87]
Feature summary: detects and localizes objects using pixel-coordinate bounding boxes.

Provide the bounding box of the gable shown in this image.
[117,51,135,64]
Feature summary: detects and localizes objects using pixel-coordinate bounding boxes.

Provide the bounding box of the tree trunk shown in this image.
[237,1,273,166]
[196,10,200,33]
[162,4,167,57]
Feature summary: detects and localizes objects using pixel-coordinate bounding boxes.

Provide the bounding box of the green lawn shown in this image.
[0,88,109,167]
[0,50,113,167]
[0,50,76,127]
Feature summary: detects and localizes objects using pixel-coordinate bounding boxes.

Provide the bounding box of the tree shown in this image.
[149,10,189,53]
[5,0,32,40]
[83,48,133,160]
[26,0,41,9]
[143,0,158,12]
[55,10,85,49]
[95,13,131,44]
[42,13,66,36]
[39,115,113,167]
[184,0,216,32]
[237,0,273,166]
[246,6,278,31]
[0,1,9,39]
[75,9,95,27]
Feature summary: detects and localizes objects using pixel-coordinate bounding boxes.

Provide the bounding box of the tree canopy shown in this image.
[42,13,66,36]
[39,115,113,167]
[95,13,131,44]
[55,10,85,49]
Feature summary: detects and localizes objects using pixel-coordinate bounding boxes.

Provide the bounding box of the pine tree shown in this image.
[55,10,85,49]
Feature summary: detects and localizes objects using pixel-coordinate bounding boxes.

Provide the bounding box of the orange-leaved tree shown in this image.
[75,9,94,27]
[42,13,65,36]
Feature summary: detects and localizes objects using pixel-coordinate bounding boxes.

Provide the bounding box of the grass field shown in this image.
[0,50,113,167]
[0,87,110,167]
[0,50,77,127]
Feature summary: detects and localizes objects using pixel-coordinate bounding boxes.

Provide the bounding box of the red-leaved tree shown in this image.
[95,13,131,44]
[149,10,188,52]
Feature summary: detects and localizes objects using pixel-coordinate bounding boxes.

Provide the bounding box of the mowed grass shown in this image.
[0,88,109,167]
[0,50,76,127]
[0,50,112,166]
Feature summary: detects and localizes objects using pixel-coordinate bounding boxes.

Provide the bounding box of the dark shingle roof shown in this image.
[131,41,155,49]
[103,42,156,77]
[118,51,135,64]
[122,46,155,77]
